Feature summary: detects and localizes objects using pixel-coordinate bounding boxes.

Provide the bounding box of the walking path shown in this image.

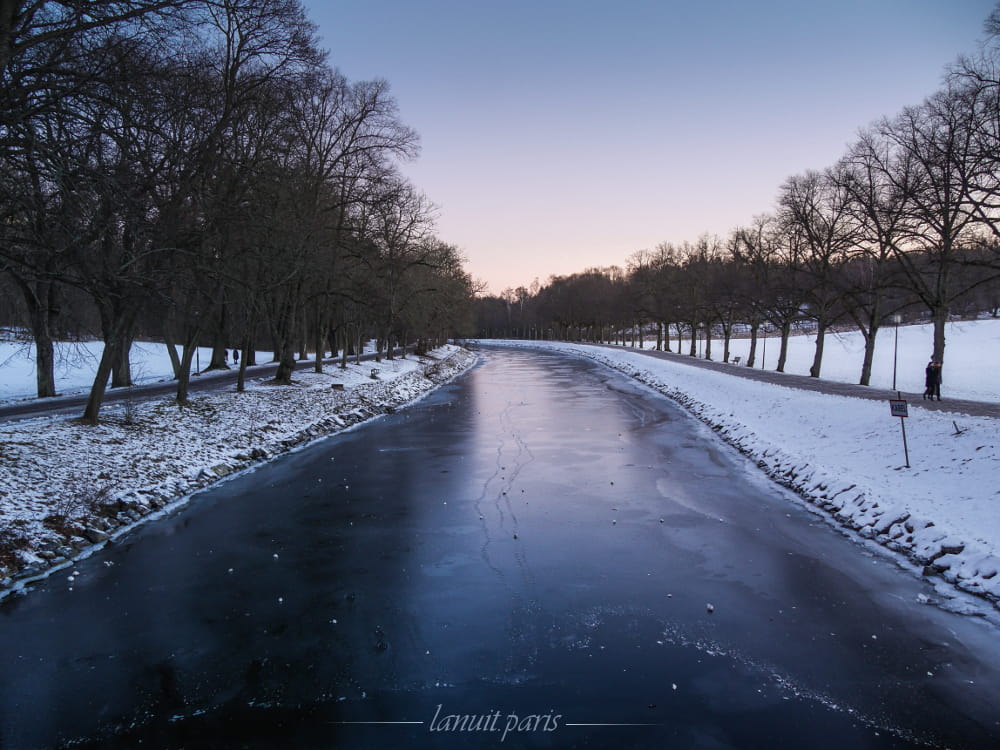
[590,343,1000,419]
[0,349,403,422]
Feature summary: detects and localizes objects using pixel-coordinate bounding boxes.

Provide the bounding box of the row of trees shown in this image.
[476,5,1000,385]
[1,0,477,421]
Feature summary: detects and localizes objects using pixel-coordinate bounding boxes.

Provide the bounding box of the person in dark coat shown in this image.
[923,360,942,400]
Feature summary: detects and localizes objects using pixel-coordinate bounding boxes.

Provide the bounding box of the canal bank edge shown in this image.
[0,346,478,600]
[488,341,1000,614]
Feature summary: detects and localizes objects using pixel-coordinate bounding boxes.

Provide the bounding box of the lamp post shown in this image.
[891,314,902,390]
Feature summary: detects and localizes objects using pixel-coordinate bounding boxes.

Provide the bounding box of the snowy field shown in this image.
[0,338,302,403]
[488,334,1000,613]
[0,345,476,595]
[668,317,1000,403]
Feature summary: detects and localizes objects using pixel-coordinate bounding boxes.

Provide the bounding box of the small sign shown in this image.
[889,399,908,418]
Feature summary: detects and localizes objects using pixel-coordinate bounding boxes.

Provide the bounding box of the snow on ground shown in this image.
[0,337,268,403]
[0,345,476,596]
[670,317,1000,402]
[490,336,1000,610]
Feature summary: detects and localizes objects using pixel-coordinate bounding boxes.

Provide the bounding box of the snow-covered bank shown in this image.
[487,340,1000,610]
[0,346,477,597]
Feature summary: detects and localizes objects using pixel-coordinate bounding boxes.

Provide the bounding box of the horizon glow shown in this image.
[301,0,998,294]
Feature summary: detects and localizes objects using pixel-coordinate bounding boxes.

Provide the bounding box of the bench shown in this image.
[732,356,742,366]
[370,368,380,379]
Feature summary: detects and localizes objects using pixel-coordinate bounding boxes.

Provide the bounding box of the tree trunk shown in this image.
[273,341,297,384]
[688,323,697,356]
[83,307,134,423]
[16,277,59,398]
[747,322,759,367]
[334,328,342,361]
[703,321,713,361]
[809,320,828,378]
[208,298,230,370]
[859,328,876,386]
[236,308,259,393]
[931,304,948,364]
[163,324,183,381]
[777,321,791,373]
[176,343,197,404]
[111,335,133,388]
[237,335,250,393]
[299,314,309,361]
[82,341,119,424]
[34,326,56,398]
[314,318,325,374]
[98,297,134,389]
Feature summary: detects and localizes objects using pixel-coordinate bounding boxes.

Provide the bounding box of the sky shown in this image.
[300,0,998,294]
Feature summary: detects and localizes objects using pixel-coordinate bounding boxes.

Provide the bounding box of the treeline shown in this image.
[1,1,477,421]
[477,6,1000,385]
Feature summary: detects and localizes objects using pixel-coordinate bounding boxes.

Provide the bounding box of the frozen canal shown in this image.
[2,347,1000,748]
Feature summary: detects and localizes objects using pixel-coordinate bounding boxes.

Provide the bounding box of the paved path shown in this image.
[584,342,1000,419]
[0,350,400,423]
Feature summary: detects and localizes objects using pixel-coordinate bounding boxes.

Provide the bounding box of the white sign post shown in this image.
[889,392,910,468]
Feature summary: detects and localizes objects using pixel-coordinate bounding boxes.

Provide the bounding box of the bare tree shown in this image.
[779,168,857,377]
[879,84,987,367]
[359,177,437,360]
[837,129,918,384]
[0,0,194,399]
[948,6,1000,244]
[732,214,804,371]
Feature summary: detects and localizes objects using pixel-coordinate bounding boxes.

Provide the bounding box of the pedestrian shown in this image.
[923,359,942,401]
[233,348,239,364]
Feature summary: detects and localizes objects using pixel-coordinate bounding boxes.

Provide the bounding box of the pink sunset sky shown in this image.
[302,0,997,294]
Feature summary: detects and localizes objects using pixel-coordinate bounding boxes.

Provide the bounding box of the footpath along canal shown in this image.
[2,346,1000,749]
